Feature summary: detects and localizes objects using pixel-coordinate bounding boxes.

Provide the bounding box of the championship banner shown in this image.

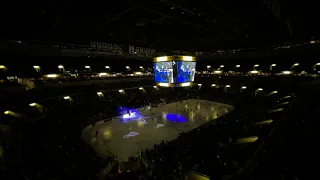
[195,52,203,56]
[264,0,280,18]
[91,41,124,53]
[91,41,155,56]
[128,45,156,55]
[285,20,293,36]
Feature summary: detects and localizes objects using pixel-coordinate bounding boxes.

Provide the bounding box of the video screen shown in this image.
[153,62,174,83]
[176,61,196,83]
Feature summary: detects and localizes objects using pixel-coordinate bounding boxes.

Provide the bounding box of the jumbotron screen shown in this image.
[176,61,196,83]
[153,61,174,83]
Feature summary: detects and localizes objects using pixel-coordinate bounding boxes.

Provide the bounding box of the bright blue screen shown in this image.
[153,62,174,83]
[176,61,196,83]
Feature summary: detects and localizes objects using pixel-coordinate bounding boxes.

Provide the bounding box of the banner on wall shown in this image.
[128,45,156,55]
[90,42,156,56]
[195,52,203,56]
[285,20,293,36]
[91,41,124,54]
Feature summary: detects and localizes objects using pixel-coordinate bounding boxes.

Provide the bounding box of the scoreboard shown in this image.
[153,55,196,87]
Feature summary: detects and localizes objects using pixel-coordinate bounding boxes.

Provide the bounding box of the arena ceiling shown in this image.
[1,0,316,51]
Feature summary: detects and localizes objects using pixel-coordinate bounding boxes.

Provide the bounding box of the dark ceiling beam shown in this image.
[203,0,246,26]
[161,0,197,16]
[151,16,167,24]
[136,5,211,32]
[51,0,73,30]
[97,6,137,29]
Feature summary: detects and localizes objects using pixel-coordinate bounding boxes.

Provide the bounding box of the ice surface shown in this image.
[82,99,234,162]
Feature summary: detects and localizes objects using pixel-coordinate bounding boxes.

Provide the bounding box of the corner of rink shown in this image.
[82,99,234,161]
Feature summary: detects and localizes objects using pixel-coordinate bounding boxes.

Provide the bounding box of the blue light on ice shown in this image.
[164,113,187,123]
[118,107,141,122]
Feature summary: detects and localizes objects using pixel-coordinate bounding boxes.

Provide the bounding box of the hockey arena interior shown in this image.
[1,1,319,180]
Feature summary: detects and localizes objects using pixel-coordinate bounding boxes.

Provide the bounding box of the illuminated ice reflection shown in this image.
[164,113,187,123]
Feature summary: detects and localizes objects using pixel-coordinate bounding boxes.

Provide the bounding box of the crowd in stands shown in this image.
[231,85,318,180]
[0,76,316,180]
[141,87,285,180]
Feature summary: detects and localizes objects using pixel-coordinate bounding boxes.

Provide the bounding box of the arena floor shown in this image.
[82,99,234,162]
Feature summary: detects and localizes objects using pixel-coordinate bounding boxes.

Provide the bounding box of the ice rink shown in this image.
[82,99,234,162]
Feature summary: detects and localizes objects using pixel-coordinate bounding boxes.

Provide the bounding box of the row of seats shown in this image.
[232,87,318,180]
